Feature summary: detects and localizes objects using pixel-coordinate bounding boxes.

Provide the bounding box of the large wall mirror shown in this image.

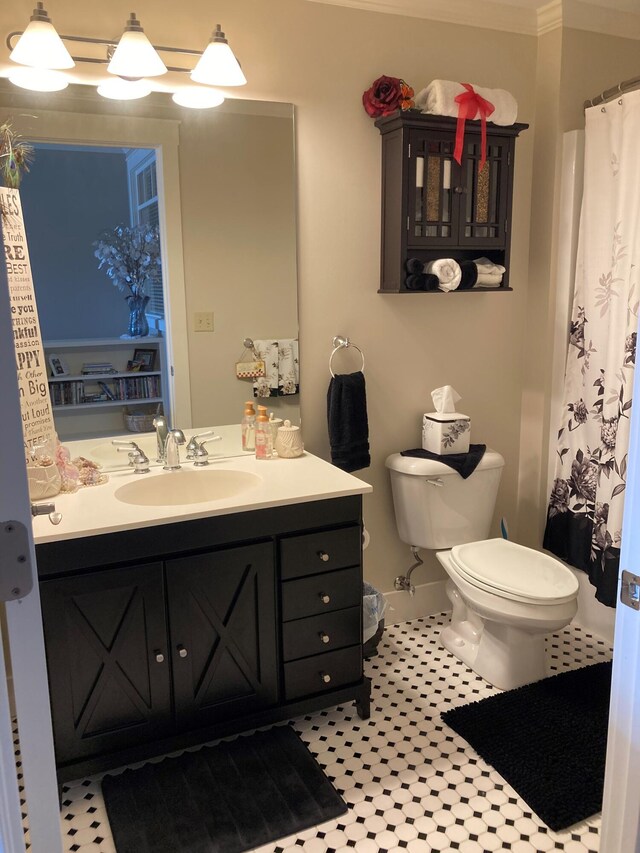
[0,80,299,456]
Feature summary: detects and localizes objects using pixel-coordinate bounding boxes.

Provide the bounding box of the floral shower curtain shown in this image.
[544,92,640,607]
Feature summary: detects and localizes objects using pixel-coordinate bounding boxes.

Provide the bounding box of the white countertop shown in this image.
[32,425,372,545]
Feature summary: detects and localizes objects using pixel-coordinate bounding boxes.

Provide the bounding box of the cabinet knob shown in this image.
[318,551,330,562]
[454,185,464,194]
[319,593,331,605]
[319,632,330,645]
[154,650,165,664]
[177,644,188,658]
[320,672,332,684]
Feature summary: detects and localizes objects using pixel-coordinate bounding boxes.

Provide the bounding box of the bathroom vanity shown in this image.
[32,441,372,784]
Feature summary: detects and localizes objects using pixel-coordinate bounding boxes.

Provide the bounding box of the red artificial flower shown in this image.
[362,75,415,118]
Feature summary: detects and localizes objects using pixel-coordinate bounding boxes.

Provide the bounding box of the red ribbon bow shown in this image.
[453,83,495,172]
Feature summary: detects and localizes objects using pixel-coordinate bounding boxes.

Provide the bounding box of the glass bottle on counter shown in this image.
[255,405,274,459]
[242,401,256,452]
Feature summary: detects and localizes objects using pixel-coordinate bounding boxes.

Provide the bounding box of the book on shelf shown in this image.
[98,381,116,400]
[81,362,116,375]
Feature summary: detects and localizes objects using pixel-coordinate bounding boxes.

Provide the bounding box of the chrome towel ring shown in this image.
[329,335,365,378]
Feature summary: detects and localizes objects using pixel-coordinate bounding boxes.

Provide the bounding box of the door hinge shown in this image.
[408,143,411,158]
[621,570,640,610]
[0,520,33,602]
[406,216,410,231]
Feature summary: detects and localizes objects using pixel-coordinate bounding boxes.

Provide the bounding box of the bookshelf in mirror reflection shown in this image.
[43,338,167,419]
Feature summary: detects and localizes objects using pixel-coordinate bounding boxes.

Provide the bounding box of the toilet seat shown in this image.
[450,539,579,605]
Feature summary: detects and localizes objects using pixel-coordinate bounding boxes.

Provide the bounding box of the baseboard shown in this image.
[384,579,450,624]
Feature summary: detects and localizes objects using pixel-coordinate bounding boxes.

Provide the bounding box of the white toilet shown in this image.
[385,451,578,690]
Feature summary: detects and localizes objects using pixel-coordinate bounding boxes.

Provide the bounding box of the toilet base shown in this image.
[441,581,548,691]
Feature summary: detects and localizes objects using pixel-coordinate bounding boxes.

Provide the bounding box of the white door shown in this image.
[0,245,61,850]
[600,334,640,850]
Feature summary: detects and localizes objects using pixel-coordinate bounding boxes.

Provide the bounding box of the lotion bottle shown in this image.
[242,401,256,452]
[255,405,274,459]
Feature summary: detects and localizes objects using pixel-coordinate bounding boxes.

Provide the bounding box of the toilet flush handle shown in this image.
[425,478,444,487]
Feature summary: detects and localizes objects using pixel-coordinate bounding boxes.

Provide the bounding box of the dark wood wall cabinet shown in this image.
[375,112,528,293]
[36,496,370,783]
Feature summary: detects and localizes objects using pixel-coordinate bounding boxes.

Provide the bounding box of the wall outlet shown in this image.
[194,312,214,332]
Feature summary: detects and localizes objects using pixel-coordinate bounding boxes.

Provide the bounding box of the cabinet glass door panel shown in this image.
[460,137,509,247]
[409,131,458,246]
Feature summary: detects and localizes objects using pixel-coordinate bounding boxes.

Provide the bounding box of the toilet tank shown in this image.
[385,450,505,550]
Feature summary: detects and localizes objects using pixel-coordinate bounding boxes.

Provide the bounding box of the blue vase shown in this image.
[126,293,150,338]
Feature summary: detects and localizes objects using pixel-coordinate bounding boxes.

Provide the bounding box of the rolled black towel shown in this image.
[405,257,424,275]
[459,260,478,290]
[405,273,427,291]
[424,273,440,291]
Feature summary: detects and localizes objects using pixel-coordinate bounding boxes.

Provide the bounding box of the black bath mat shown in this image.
[101,725,347,853]
[441,660,612,831]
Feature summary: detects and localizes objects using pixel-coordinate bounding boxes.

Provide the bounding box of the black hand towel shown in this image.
[327,371,371,472]
[458,260,478,290]
[405,257,424,274]
[400,444,486,479]
[405,273,439,291]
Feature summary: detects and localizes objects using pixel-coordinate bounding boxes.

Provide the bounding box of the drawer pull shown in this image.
[319,632,330,645]
[177,644,188,658]
[320,672,332,684]
[154,650,165,664]
[318,551,330,562]
[319,593,331,605]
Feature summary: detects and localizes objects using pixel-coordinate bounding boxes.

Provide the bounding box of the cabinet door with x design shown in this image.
[40,562,172,766]
[166,542,278,729]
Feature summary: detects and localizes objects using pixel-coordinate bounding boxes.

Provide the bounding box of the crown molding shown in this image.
[304,0,539,36]
[537,0,563,34]
[305,0,640,39]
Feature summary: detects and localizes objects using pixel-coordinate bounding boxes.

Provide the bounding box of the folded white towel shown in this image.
[474,256,506,275]
[414,80,518,126]
[476,272,504,286]
[425,259,462,292]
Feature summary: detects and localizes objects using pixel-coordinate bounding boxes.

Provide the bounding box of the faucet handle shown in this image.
[186,430,215,459]
[192,436,222,467]
[116,443,141,466]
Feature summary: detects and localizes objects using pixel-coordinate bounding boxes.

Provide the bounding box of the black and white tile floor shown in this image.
[18,613,612,853]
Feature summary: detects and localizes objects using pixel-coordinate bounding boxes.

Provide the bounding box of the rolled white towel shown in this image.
[414,80,518,126]
[476,272,504,286]
[425,259,462,292]
[474,256,506,275]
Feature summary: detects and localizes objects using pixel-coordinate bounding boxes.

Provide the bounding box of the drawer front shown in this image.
[284,645,362,701]
[281,566,361,622]
[280,526,361,580]
[282,606,361,662]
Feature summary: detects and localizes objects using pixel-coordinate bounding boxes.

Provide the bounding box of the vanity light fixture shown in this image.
[171,87,225,109]
[6,7,245,106]
[9,2,74,70]
[97,78,152,101]
[106,13,167,79]
[190,25,247,87]
[8,66,69,92]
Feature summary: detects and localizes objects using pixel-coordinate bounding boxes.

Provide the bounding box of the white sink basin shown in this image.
[114,468,262,506]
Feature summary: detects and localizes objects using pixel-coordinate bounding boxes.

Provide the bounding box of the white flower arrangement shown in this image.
[93,223,161,296]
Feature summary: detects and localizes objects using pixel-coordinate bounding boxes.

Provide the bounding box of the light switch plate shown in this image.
[194,312,214,332]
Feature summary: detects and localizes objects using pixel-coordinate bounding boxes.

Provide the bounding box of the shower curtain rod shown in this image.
[584,74,640,109]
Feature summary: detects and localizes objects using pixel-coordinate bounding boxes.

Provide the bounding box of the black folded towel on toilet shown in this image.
[400,444,487,479]
[458,260,478,290]
[405,257,424,275]
[327,371,371,472]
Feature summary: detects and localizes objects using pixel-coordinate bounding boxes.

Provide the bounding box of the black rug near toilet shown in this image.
[101,725,347,853]
[441,660,612,831]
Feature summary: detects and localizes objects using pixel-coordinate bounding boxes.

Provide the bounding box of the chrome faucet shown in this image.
[164,429,186,470]
[153,414,169,463]
[115,442,150,473]
[185,430,216,460]
[192,434,223,466]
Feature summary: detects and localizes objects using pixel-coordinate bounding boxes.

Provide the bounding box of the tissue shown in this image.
[422,385,471,455]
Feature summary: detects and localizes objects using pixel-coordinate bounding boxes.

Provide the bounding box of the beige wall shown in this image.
[2,0,639,597]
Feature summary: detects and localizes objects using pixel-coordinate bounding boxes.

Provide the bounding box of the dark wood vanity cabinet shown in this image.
[375,111,527,293]
[36,496,370,783]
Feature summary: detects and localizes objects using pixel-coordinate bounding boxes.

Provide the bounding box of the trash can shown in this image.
[362,581,387,659]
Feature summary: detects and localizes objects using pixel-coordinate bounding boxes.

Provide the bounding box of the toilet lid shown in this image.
[450,539,579,604]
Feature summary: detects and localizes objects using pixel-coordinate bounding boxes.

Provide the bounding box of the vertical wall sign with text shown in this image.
[1,187,55,452]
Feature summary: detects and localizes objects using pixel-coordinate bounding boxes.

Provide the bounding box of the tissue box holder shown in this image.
[422,412,471,455]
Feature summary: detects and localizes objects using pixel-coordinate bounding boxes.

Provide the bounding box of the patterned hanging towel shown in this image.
[252,339,299,398]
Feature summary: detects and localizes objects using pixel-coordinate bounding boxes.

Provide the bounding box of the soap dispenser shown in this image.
[255,405,274,459]
[242,401,256,452]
